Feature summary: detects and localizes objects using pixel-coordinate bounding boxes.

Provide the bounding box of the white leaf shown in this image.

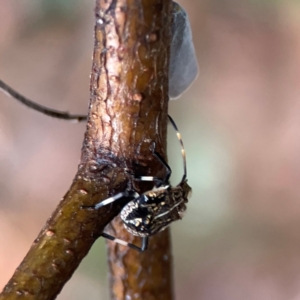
[169,2,199,99]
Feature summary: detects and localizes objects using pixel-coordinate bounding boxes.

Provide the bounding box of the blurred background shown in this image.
[1,0,300,299]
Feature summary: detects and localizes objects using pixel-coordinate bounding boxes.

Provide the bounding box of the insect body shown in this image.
[91,115,192,252]
[121,181,190,237]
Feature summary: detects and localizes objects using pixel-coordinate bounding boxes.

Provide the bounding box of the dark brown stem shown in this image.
[86,1,173,298]
[0,0,173,299]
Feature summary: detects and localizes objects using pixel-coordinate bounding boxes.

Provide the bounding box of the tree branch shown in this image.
[0,0,173,299]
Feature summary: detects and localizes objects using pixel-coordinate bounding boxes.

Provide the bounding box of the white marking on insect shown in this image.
[154,199,184,219]
[140,176,155,181]
[94,196,118,208]
[114,239,129,247]
[94,192,138,209]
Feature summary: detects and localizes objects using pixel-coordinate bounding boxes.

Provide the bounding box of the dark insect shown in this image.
[0,81,192,252]
[89,115,192,252]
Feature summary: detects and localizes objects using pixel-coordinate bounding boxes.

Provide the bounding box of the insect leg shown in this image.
[131,141,170,185]
[141,237,148,251]
[133,175,166,187]
[82,191,139,210]
[152,148,172,183]
[101,233,148,252]
[133,141,172,185]
[133,115,187,185]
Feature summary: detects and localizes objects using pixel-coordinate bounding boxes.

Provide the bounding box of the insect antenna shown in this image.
[167,115,187,182]
[0,79,87,122]
[0,80,188,182]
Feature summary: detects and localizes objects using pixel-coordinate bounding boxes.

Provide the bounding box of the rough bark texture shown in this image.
[94,1,174,299]
[0,0,173,299]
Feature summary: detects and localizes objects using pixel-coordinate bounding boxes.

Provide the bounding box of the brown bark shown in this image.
[0,0,173,299]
